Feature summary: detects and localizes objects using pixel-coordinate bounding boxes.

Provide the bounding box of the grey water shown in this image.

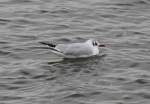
[0,0,150,104]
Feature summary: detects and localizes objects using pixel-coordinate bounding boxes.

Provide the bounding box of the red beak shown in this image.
[99,44,105,47]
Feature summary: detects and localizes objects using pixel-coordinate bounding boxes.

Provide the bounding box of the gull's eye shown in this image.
[92,41,98,46]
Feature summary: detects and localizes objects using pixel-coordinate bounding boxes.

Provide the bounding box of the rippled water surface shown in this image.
[0,0,150,104]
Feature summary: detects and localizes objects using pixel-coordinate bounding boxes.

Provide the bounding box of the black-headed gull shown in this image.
[40,39,105,58]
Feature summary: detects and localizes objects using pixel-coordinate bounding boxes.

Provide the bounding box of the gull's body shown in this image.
[40,39,105,58]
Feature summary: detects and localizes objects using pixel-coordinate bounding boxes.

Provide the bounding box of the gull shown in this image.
[40,39,105,58]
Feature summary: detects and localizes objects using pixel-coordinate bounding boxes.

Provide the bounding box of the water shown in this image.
[0,0,150,104]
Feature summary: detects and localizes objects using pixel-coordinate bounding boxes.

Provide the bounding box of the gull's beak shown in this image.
[98,44,105,47]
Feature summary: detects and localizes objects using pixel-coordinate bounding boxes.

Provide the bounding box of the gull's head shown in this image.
[86,39,105,47]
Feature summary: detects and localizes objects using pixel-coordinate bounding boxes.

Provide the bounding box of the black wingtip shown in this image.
[39,42,56,47]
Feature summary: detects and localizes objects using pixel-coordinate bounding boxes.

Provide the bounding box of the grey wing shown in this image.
[62,43,93,57]
[55,44,69,53]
